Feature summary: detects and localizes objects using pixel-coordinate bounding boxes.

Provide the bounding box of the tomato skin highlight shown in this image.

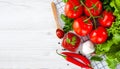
[98,10,115,27]
[62,32,80,52]
[90,26,108,44]
[73,16,93,36]
[84,0,102,16]
[64,0,83,18]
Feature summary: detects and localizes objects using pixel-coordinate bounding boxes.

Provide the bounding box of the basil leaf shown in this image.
[90,56,103,61]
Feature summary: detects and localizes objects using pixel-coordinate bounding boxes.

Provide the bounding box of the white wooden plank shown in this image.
[0,30,69,69]
[0,0,55,31]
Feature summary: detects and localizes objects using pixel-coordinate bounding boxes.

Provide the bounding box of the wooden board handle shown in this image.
[51,2,61,29]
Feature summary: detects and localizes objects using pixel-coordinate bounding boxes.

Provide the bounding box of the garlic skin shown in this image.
[81,40,95,55]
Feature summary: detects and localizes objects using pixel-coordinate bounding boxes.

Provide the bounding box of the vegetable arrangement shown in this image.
[53,0,120,69]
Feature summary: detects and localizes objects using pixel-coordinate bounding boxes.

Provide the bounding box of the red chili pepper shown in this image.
[61,52,91,66]
[65,55,92,69]
[56,50,92,69]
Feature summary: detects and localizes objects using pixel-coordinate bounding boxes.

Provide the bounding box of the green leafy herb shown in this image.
[101,0,115,11]
[106,57,118,69]
[71,36,76,45]
[60,14,73,33]
[114,0,120,11]
[66,38,71,43]
[90,56,103,61]
[110,0,120,17]
[66,36,76,46]
[61,14,68,22]
[62,0,68,3]
[71,41,76,45]
[72,36,76,42]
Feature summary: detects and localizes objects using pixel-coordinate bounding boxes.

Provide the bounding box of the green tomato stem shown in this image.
[84,16,92,23]
[89,2,99,10]
[80,0,97,29]
[94,16,102,18]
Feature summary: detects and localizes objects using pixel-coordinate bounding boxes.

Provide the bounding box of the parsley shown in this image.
[71,36,77,45]
[66,38,71,43]
[66,36,77,46]
[60,14,73,33]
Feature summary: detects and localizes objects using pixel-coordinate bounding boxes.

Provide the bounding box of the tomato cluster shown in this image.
[64,0,115,44]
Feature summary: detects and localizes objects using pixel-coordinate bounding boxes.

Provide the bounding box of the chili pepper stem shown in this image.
[56,49,66,59]
[88,64,92,68]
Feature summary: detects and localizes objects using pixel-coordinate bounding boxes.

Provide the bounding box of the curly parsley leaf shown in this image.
[60,14,73,33]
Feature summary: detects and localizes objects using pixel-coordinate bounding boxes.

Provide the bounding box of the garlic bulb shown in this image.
[81,40,95,55]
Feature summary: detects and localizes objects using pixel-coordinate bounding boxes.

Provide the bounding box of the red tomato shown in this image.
[84,0,102,16]
[64,0,83,18]
[98,10,115,27]
[73,16,93,36]
[56,29,64,39]
[62,32,80,52]
[90,26,108,44]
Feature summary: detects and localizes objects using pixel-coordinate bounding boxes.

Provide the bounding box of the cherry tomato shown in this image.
[73,16,93,36]
[84,0,102,16]
[62,32,80,52]
[90,26,108,44]
[64,0,83,18]
[56,29,64,39]
[98,10,115,27]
